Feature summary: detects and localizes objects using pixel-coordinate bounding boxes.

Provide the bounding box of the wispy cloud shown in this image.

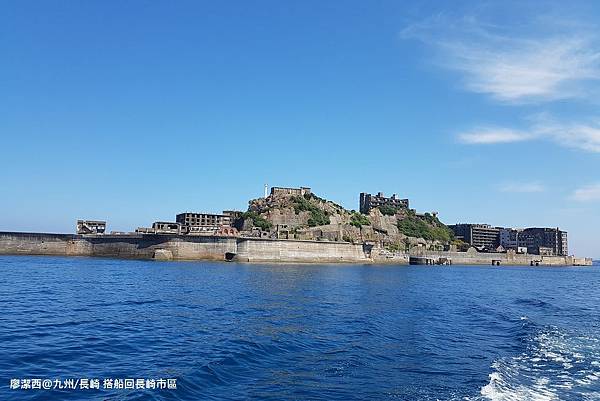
[458,128,533,144]
[570,183,600,201]
[405,12,600,153]
[401,16,600,103]
[457,118,600,153]
[498,181,546,193]
[442,37,600,103]
[536,120,600,153]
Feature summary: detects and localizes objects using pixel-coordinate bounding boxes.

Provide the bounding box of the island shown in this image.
[0,186,593,266]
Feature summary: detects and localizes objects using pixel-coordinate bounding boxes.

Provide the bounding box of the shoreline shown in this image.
[1,253,596,268]
[0,231,593,266]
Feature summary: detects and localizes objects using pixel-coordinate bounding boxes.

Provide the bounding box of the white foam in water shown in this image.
[479,326,600,401]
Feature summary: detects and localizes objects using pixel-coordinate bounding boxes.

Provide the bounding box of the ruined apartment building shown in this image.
[176,212,232,232]
[519,227,568,256]
[359,192,409,214]
[453,224,568,256]
[449,223,501,250]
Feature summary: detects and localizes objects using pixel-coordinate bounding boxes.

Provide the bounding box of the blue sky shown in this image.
[1,1,599,257]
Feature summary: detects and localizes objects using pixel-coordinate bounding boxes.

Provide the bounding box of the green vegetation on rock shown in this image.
[453,239,470,251]
[291,195,316,214]
[350,213,370,228]
[378,205,401,216]
[291,196,331,227]
[385,243,402,252]
[307,211,330,227]
[245,190,455,243]
[342,235,353,243]
[241,211,272,231]
[397,212,454,242]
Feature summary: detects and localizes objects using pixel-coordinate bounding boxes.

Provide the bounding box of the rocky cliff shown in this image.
[236,191,455,251]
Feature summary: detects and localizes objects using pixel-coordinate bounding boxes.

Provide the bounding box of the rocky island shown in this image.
[0,186,593,266]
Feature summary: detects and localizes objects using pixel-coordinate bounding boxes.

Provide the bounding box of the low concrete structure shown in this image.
[76,220,106,235]
[233,238,370,263]
[153,221,181,233]
[0,231,236,261]
[215,226,238,237]
[0,231,592,265]
[153,249,173,260]
[270,187,312,197]
[136,222,182,235]
[409,248,588,266]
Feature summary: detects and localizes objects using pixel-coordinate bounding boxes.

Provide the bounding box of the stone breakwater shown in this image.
[0,232,235,261]
[0,231,592,265]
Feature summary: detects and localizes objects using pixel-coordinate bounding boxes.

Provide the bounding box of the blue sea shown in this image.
[1,256,599,400]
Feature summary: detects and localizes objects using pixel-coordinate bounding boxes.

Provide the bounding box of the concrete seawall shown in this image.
[234,238,370,263]
[84,235,236,260]
[0,231,592,265]
[0,232,79,256]
[0,232,236,261]
[413,250,578,266]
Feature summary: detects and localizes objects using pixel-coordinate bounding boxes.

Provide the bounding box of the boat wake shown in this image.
[478,324,600,401]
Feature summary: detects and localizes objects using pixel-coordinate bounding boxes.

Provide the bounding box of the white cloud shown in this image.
[444,37,600,102]
[547,124,600,153]
[458,128,533,144]
[570,183,600,201]
[402,17,600,103]
[498,182,546,193]
[458,118,600,153]
[405,14,600,153]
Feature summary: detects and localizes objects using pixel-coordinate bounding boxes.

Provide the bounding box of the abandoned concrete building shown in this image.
[154,221,181,232]
[499,228,528,253]
[135,221,182,235]
[134,211,238,236]
[215,226,239,237]
[499,228,521,249]
[359,192,410,214]
[451,224,568,256]
[275,224,292,239]
[270,187,311,197]
[135,221,177,234]
[76,220,106,235]
[176,212,231,229]
[222,210,243,221]
[175,212,233,234]
[519,227,568,256]
[449,224,501,250]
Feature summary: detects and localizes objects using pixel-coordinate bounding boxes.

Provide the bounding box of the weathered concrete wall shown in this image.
[84,235,166,259]
[372,249,410,264]
[415,250,576,266]
[0,232,235,261]
[234,238,369,263]
[167,236,237,260]
[573,257,594,266]
[80,235,237,260]
[0,232,75,256]
[0,231,590,265]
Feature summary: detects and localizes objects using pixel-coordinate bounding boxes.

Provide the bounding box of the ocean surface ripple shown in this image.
[1,256,599,400]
